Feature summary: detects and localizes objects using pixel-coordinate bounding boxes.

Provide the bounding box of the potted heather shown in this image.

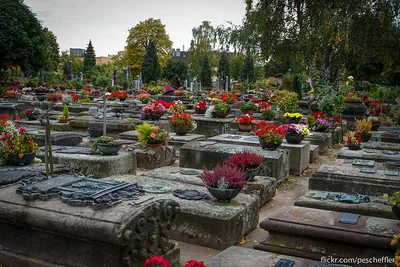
[255,120,286,150]
[168,112,195,136]
[200,164,246,202]
[235,114,257,132]
[225,151,264,181]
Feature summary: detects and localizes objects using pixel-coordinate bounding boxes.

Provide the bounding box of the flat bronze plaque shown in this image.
[385,170,399,176]
[274,259,295,267]
[363,149,376,153]
[312,191,329,200]
[352,159,375,167]
[339,213,360,225]
[359,168,376,174]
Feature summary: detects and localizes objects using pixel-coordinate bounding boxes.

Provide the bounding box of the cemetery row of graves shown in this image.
[0,78,400,266]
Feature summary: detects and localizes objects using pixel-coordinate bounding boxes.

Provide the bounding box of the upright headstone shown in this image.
[39,68,44,85]
[68,60,74,80]
[113,69,117,86]
[79,72,83,81]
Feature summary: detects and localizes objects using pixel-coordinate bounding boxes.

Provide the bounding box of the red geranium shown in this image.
[235,114,256,125]
[255,120,285,144]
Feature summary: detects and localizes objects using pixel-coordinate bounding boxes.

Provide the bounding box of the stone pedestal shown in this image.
[255,206,398,264]
[309,164,400,196]
[0,176,180,266]
[35,131,83,147]
[36,147,136,178]
[208,134,309,175]
[134,146,176,170]
[142,166,277,206]
[304,132,329,154]
[180,141,289,182]
[309,145,320,163]
[192,116,234,137]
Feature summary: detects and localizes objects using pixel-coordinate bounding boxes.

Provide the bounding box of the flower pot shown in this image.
[392,206,400,220]
[343,98,367,116]
[206,186,242,202]
[173,125,191,136]
[35,93,47,101]
[285,133,304,144]
[238,124,253,132]
[58,118,69,123]
[258,138,283,150]
[348,144,361,150]
[242,109,255,115]
[7,152,36,166]
[144,114,162,121]
[284,118,300,124]
[96,143,123,155]
[371,123,380,131]
[212,111,230,118]
[358,132,372,142]
[27,114,38,120]
[195,108,207,114]
[147,139,164,147]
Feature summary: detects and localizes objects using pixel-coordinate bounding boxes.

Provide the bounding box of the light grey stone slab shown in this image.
[338,147,400,162]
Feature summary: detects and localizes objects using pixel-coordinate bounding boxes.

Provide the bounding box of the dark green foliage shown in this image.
[0,0,58,75]
[218,51,230,89]
[142,39,161,84]
[240,54,256,83]
[200,56,212,89]
[83,40,96,77]
[162,59,188,88]
[59,51,83,80]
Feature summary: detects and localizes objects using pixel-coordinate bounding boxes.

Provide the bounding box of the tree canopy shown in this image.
[218,51,230,89]
[199,56,212,89]
[0,0,59,75]
[162,59,188,89]
[141,39,161,84]
[83,40,96,77]
[121,18,172,76]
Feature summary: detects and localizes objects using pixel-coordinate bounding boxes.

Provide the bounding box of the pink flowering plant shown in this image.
[136,122,169,148]
[0,120,39,161]
[142,100,168,116]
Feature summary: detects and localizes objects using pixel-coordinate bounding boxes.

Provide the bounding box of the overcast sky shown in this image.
[24,0,246,57]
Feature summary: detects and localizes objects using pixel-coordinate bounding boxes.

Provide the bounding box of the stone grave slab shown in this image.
[209,134,310,175]
[0,175,180,266]
[309,164,400,196]
[304,132,330,154]
[0,102,26,119]
[35,131,83,147]
[180,141,289,182]
[168,133,205,156]
[134,146,176,170]
[36,146,136,178]
[338,146,400,162]
[295,190,394,219]
[206,246,320,267]
[361,141,400,151]
[141,166,277,206]
[0,168,46,187]
[192,115,235,137]
[255,206,398,262]
[113,174,259,250]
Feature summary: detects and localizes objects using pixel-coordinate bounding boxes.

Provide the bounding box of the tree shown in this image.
[59,51,83,81]
[218,51,230,90]
[0,0,50,75]
[199,56,212,89]
[188,21,218,77]
[142,39,161,84]
[240,54,256,84]
[83,40,96,77]
[122,18,172,77]
[162,59,188,89]
[230,53,244,80]
[42,28,60,72]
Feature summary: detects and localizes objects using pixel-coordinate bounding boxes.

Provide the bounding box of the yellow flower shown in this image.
[212,97,218,102]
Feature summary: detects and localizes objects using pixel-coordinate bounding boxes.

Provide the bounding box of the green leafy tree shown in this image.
[0,0,49,75]
[230,53,244,80]
[142,39,161,84]
[59,51,83,80]
[188,21,217,77]
[218,51,230,89]
[240,54,256,84]
[42,28,60,72]
[83,40,96,77]
[121,18,172,77]
[199,56,212,89]
[162,59,188,89]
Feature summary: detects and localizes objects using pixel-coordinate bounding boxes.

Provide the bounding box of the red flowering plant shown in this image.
[136,92,153,103]
[142,100,168,117]
[194,101,207,113]
[168,112,195,131]
[346,131,362,146]
[143,255,205,267]
[255,121,286,144]
[111,90,129,101]
[257,101,271,112]
[235,114,257,126]
[220,92,238,104]
[0,120,39,161]
[4,86,21,98]
[33,85,48,93]
[368,100,387,116]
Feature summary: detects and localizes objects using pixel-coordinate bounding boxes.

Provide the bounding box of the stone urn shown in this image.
[206,186,242,202]
[342,98,367,116]
[285,133,304,144]
[173,125,191,136]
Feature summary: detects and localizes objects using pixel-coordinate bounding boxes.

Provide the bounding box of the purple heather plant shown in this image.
[200,164,246,189]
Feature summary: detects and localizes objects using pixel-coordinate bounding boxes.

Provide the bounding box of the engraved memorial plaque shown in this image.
[385,170,399,176]
[312,191,329,200]
[363,149,376,154]
[339,213,360,224]
[274,258,295,267]
[352,159,375,167]
[359,168,376,174]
